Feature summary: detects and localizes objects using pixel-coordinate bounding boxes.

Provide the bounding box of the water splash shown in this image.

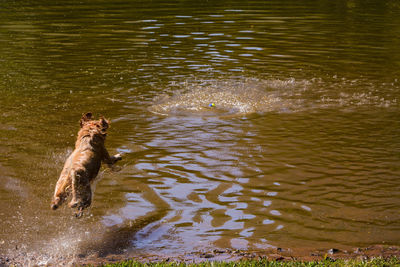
[149,78,310,116]
[149,77,398,117]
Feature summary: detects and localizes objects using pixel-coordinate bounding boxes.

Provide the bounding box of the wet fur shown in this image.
[51,112,121,216]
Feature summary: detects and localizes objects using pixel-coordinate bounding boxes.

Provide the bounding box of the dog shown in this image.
[51,112,122,216]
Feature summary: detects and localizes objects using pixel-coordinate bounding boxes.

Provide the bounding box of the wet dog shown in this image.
[51,112,122,216]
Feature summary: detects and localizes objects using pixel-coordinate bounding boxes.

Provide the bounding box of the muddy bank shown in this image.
[124,245,400,263]
[2,245,400,266]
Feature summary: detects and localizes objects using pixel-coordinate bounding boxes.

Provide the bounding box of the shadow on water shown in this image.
[78,211,167,257]
[4,207,169,265]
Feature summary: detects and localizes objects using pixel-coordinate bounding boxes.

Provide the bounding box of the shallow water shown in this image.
[1,0,400,264]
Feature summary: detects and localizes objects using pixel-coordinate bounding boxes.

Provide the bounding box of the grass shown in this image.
[100,257,400,267]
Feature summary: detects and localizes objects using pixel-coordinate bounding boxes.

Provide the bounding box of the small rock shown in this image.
[328,248,340,255]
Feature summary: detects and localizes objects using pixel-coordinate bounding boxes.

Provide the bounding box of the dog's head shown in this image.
[79,112,109,140]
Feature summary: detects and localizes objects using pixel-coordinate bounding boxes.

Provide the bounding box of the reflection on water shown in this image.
[1,0,400,264]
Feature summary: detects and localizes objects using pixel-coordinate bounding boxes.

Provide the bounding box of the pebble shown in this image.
[328,248,340,255]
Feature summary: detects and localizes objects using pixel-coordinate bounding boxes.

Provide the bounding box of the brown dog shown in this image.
[51,112,122,216]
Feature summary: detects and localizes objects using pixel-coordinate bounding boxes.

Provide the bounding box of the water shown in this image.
[1,0,400,264]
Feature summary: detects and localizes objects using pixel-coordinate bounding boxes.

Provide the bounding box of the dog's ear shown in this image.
[80,112,93,127]
[99,116,109,131]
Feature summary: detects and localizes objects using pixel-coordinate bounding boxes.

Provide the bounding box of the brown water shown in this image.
[1,0,400,264]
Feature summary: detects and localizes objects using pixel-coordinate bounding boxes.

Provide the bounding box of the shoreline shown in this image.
[2,245,400,266]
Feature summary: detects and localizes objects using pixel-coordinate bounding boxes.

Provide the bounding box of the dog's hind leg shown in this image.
[51,171,71,210]
[69,170,92,212]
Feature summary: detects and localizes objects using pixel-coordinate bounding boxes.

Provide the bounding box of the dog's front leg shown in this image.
[102,147,122,167]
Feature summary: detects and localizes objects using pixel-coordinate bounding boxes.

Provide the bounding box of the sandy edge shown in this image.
[2,245,400,266]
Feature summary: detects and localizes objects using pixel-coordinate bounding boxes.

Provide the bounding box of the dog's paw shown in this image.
[51,197,61,210]
[113,153,122,161]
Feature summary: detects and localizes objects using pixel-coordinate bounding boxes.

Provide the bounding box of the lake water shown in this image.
[1,0,400,264]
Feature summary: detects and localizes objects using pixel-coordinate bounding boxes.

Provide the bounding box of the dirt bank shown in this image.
[2,245,400,266]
